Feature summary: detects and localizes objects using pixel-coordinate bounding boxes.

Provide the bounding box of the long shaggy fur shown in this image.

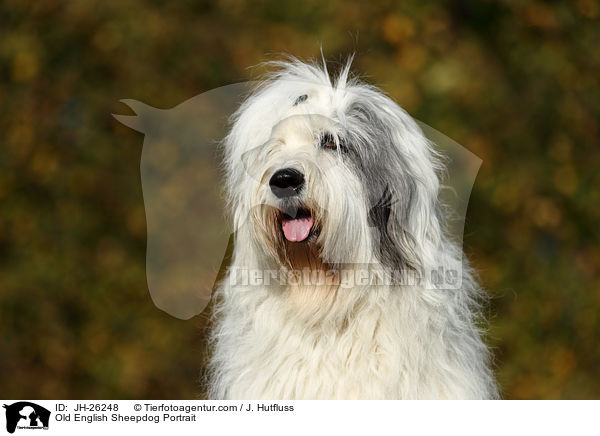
[208,57,498,399]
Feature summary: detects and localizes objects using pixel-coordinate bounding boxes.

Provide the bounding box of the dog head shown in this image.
[224,59,445,277]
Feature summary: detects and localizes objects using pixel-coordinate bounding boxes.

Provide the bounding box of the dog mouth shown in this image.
[280,207,314,242]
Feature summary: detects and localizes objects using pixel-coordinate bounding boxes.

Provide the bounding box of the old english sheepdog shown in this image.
[208,58,498,399]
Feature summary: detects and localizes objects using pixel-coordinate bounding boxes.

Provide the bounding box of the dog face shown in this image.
[240,113,372,270]
[224,61,443,275]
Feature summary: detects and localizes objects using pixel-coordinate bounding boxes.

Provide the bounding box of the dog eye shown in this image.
[320,133,337,150]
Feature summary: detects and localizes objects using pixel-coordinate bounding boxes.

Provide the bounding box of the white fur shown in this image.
[208,58,498,399]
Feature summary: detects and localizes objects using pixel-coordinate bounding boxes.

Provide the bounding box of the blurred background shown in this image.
[1,0,599,399]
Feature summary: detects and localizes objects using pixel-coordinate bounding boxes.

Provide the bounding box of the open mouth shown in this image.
[280,207,314,242]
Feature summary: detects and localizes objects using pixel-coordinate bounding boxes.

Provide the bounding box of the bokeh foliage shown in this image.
[1,0,598,399]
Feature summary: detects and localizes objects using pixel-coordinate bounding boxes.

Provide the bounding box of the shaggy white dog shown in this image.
[208,58,498,399]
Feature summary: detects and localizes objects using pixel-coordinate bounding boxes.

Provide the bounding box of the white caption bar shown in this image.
[0,400,597,435]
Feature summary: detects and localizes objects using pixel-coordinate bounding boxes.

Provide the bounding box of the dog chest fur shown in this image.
[209,274,495,399]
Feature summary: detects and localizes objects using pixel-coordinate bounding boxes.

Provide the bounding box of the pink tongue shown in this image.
[282,216,313,242]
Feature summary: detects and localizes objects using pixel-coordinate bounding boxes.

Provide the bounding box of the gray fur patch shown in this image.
[343,100,420,271]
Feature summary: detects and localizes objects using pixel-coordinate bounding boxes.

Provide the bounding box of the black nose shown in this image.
[269,168,305,198]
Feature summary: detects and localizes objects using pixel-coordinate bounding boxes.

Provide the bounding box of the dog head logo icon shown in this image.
[3,402,50,434]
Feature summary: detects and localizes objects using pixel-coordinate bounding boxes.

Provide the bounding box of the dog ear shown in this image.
[365,100,481,287]
[386,118,445,276]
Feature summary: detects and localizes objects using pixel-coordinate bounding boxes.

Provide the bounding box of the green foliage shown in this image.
[1,0,598,399]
